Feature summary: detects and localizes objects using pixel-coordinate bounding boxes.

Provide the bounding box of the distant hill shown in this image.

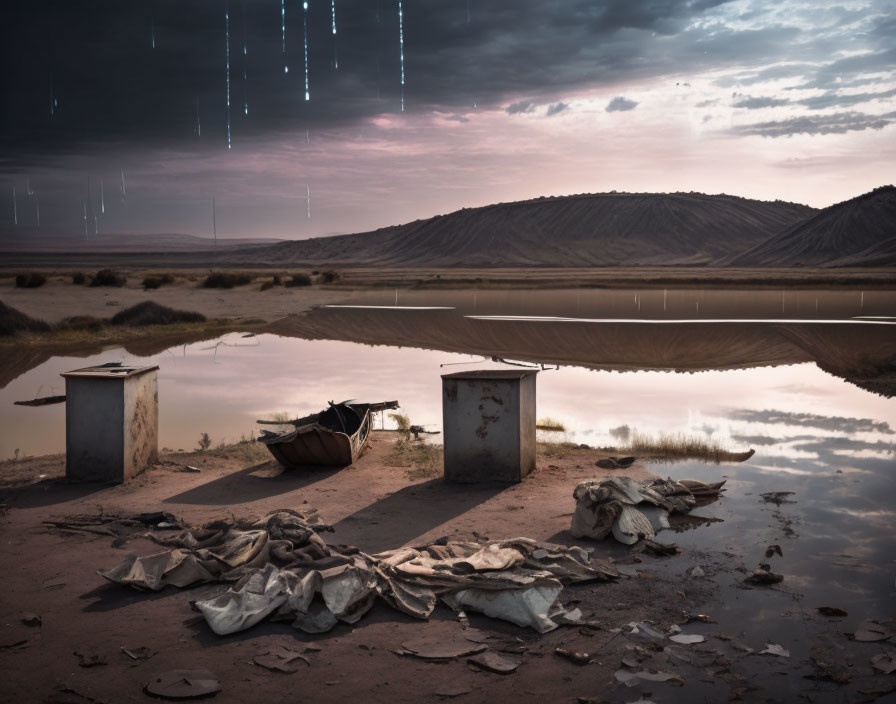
[724,186,896,267]
[0,231,282,253]
[233,192,816,267]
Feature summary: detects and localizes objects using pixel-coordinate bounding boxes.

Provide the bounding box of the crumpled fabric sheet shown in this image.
[100,512,618,635]
[571,476,725,544]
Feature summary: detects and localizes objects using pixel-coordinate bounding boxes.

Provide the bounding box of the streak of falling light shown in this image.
[331,0,338,69]
[281,0,286,53]
[398,0,405,111]
[100,179,105,214]
[303,1,310,100]
[151,16,156,49]
[225,2,232,150]
[82,201,87,238]
[306,185,311,219]
[466,0,471,23]
[242,2,248,115]
[195,98,201,136]
[120,170,126,199]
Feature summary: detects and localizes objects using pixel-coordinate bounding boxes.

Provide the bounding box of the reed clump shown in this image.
[624,430,753,464]
[536,417,566,432]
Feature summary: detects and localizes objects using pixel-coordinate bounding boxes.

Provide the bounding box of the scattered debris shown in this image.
[760,492,796,505]
[467,651,522,674]
[669,634,705,645]
[817,606,848,617]
[614,669,684,687]
[871,653,896,675]
[554,648,592,665]
[759,644,790,657]
[595,456,636,470]
[765,544,783,558]
[44,685,104,704]
[14,395,66,407]
[634,539,679,557]
[571,476,724,544]
[627,621,666,640]
[745,569,783,585]
[44,511,184,541]
[177,466,201,473]
[685,613,715,624]
[435,684,474,698]
[627,622,665,639]
[253,645,311,672]
[144,669,221,700]
[858,683,896,699]
[688,566,705,578]
[853,621,893,642]
[121,646,154,661]
[21,612,41,626]
[74,651,107,667]
[399,633,487,660]
[0,639,27,650]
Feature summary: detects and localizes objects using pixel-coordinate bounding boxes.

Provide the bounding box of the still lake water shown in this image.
[1,287,895,699]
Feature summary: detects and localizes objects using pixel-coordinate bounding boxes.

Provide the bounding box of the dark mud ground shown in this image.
[1,436,894,704]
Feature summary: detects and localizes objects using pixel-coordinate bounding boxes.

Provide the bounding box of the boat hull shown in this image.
[261,408,372,467]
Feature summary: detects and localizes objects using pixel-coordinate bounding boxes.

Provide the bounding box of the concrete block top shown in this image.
[441,369,538,381]
[61,363,160,379]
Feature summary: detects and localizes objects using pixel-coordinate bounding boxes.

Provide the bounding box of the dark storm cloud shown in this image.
[727,409,894,435]
[0,0,774,162]
[2,0,892,166]
[606,96,638,112]
[506,100,536,115]
[731,110,896,137]
[545,101,569,117]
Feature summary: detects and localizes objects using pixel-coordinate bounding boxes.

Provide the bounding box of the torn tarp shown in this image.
[571,477,725,544]
[101,511,618,635]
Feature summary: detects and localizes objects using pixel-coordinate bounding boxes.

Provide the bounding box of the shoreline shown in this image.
[1,266,894,291]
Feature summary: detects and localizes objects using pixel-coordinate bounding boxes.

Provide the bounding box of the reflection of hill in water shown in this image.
[4,309,894,398]
[0,330,229,391]
[269,308,896,396]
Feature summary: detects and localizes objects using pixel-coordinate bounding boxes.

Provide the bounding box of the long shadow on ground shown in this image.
[163,462,344,505]
[327,478,507,553]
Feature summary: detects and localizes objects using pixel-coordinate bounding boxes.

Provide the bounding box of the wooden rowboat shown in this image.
[257,400,398,467]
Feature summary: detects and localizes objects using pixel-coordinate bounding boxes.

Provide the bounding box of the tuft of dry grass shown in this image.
[536,417,566,432]
[386,436,443,479]
[389,412,411,431]
[623,430,754,464]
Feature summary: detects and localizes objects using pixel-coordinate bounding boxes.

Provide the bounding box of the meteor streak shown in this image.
[225,2,232,149]
[398,0,405,111]
[331,0,338,68]
[303,1,310,100]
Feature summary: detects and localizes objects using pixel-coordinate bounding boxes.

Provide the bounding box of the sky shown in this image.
[1,0,894,239]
